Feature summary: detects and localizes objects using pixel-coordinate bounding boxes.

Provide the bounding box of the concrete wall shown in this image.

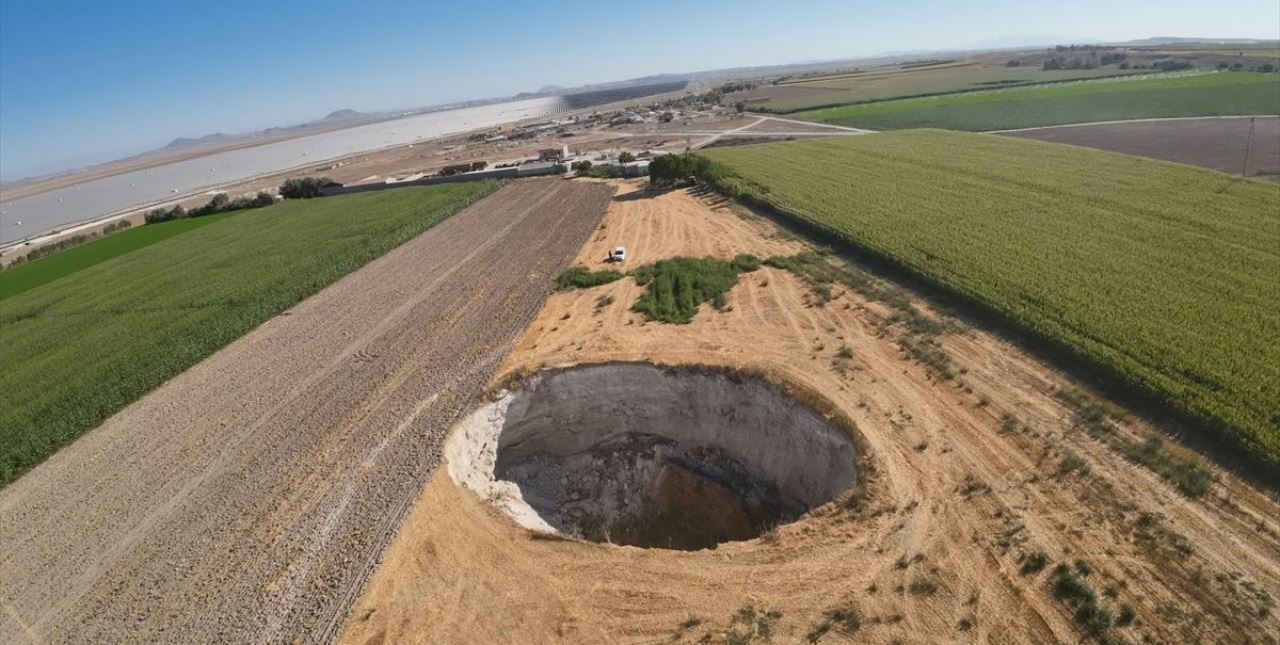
[319,163,564,197]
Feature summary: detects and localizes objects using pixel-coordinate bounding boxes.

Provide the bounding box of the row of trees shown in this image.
[144,190,275,224]
[649,153,710,188]
[2,220,135,270]
[143,175,332,226]
[1042,51,1128,70]
[1218,61,1275,72]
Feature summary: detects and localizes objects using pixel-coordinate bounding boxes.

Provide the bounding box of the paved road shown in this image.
[0,178,614,644]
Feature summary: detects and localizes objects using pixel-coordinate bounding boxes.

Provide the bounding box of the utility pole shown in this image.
[1241,116,1256,178]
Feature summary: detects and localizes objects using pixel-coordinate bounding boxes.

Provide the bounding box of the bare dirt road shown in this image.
[341,180,1280,644]
[0,178,614,644]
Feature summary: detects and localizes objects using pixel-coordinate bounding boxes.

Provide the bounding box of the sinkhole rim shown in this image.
[447,361,869,551]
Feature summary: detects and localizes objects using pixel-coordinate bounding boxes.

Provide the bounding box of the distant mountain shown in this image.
[146,110,382,158]
[321,109,365,121]
[160,133,235,152]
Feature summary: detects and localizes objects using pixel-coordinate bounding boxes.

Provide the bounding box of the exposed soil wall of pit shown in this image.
[445,363,859,550]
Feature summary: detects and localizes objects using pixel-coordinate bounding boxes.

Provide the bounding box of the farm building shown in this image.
[538,145,569,161]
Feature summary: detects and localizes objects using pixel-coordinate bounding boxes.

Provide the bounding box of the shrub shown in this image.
[631,256,755,323]
[1000,412,1020,434]
[1058,452,1089,476]
[1115,603,1136,627]
[1021,550,1050,575]
[730,253,761,272]
[102,220,133,234]
[555,266,623,291]
[145,190,276,226]
[807,605,860,642]
[908,577,939,595]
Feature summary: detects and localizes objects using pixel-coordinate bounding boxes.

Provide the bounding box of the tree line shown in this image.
[144,176,332,225]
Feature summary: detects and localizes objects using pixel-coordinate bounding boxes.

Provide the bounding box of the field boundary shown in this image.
[752,70,1167,115]
[692,160,1280,487]
[989,113,1280,132]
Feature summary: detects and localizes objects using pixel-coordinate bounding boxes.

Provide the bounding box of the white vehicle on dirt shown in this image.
[608,246,627,263]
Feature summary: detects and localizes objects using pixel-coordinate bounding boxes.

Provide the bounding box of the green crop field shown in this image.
[700,131,1280,465]
[0,181,498,486]
[0,210,241,301]
[794,71,1280,131]
[756,62,1142,113]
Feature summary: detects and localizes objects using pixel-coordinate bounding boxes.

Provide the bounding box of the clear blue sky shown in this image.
[2,0,1277,179]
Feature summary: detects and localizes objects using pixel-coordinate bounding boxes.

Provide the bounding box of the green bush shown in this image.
[730,253,761,272]
[1020,550,1050,575]
[555,266,624,290]
[631,256,757,324]
[279,176,332,199]
[649,153,709,187]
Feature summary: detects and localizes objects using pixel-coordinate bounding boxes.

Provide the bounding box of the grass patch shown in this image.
[631,255,758,323]
[555,266,623,290]
[1117,436,1214,498]
[763,250,954,378]
[1134,511,1194,562]
[725,604,782,644]
[701,130,1280,466]
[908,577,939,596]
[0,181,500,487]
[1048,562,1122,640]
[0,211,241,301]
[1058,451,1090,477]
[806,605,861,642]
[1057,389,1216,498]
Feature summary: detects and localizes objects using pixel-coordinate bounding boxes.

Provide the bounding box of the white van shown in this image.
[609,246,627,263]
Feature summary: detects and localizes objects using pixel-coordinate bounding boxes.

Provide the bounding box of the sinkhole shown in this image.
[445,363,860,551]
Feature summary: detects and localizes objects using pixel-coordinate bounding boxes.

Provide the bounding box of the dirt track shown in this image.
[341,180,1280,644]
[0,178,613,644]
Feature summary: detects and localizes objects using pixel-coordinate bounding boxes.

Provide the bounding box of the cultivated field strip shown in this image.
[0,178,614,644]
[794,71,1280,131]
[701,132,1280,463]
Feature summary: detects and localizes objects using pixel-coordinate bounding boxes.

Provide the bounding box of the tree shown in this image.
[279,176,331,199]
[618,151,636,164]
[659,111,674,123]
[649,153,708,187]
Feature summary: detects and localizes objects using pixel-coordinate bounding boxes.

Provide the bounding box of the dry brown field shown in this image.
[340,180,1280,645]
[1002,116,1280,178]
